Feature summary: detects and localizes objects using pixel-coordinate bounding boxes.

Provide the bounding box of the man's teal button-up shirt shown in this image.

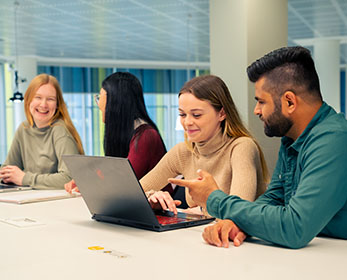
[207,102,347,248]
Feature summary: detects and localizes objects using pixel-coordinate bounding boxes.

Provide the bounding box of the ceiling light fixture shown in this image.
[9,1,26,103]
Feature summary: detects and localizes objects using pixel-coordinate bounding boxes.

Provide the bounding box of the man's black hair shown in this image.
[247,46,322,101]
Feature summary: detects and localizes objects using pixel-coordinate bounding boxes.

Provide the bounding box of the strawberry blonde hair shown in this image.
[24,73,84,154]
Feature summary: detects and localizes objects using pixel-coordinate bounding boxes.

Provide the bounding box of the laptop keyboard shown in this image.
[156,215,186,225]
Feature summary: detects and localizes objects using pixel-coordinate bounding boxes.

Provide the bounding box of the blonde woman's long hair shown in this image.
[179,74,269,183]
[23,73,84,155]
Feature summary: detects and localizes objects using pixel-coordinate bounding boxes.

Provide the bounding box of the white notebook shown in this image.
[0,189,80,204]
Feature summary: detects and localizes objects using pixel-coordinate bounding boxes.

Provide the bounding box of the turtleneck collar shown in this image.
[193,128,228,157]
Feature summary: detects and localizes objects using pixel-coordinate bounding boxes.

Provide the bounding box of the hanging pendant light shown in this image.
[9,1,25,103]
[9,70,24,102]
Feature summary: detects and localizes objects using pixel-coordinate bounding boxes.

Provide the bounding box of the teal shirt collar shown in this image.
[281,102,332,152]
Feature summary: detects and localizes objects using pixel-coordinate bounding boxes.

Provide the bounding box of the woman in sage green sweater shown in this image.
[0,74,84,189]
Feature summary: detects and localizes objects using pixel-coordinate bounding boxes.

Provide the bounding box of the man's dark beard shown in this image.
[263,103,293,137]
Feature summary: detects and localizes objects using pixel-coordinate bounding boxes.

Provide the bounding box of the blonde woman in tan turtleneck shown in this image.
[140,75,269,215]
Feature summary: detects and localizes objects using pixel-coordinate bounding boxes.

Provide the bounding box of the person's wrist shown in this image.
[206,189,223,217]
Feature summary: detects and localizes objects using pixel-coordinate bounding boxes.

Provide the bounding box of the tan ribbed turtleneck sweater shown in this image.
[140,130,266,210]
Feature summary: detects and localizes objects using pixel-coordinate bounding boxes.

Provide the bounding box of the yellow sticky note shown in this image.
[88,246,104,250]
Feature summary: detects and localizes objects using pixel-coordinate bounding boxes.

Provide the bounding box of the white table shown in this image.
[1,196,346,280]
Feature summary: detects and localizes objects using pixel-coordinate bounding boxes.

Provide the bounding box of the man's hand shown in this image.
[203,220,247,248]
[0,165,25,185]
[168,169,219,208]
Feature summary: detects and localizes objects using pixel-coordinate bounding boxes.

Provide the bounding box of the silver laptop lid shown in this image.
[63,155,160,226]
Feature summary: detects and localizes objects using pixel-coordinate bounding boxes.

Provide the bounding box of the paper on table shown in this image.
[0,189,80,204]
[0,217,45,227]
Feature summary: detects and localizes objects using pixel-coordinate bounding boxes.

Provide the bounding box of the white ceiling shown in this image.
[0,0,346,67]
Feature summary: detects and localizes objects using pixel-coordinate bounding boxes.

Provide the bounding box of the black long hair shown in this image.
[102,72,165,157]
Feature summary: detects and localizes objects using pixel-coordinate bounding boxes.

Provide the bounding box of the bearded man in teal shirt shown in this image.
[169,46,347,249]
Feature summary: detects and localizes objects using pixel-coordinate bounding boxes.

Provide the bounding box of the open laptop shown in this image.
[0,182,32,193]
[63,155,215,232]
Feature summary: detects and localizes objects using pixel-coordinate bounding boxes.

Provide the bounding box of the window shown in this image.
[36,66,209,154]
[0,64,6,162]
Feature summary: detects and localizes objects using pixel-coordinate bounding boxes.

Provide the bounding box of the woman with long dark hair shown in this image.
[100,72,166,178]
[65,72,167,192]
